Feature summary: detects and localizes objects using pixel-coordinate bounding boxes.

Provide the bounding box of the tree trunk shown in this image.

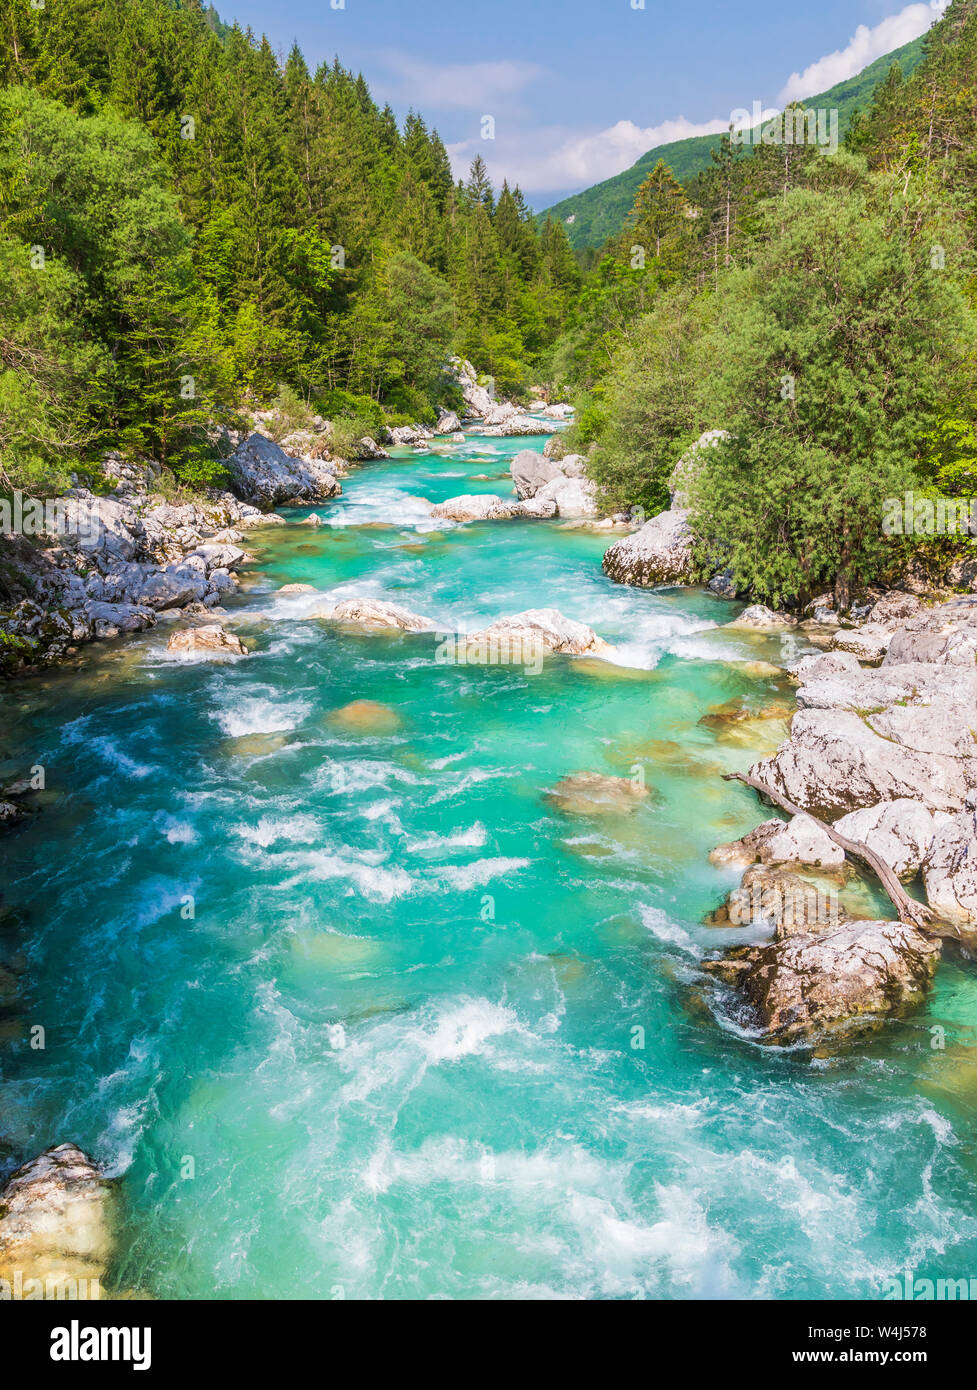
[722,770,950,937]
[833,568,851,612]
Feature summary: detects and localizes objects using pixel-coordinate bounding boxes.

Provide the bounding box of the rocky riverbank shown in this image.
[0,428,350,678]
[0,360,566,679]
[595,435,977,1046]
[703,594,977,1044]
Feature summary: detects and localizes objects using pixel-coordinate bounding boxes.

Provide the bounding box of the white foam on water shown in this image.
[275,847,414,903]
[214,692,311,737]
[231,814,322,848]
[133,876,202,929]
[325,486,452,532]
[336,996,528,1113]
[407,823,488,854]
[311,758,419,795]
[638,904,702,958]
[427,767,512,803]
[62,718,157,779]
[429,856,530,891]
[154,812,200,846]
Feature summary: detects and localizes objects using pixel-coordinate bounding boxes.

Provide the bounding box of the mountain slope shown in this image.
[542,33,929,250]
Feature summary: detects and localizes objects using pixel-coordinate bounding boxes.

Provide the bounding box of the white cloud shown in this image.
[448,115,732,195]
[374,51,545,111]
[778,1,947,104]
[439,2,949,202]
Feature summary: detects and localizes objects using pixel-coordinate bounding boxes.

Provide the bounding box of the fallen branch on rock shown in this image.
[722,770,944,936]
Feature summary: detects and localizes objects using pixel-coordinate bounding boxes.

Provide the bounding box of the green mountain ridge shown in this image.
[542,32,929,250]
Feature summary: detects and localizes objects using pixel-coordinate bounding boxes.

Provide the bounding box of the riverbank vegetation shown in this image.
[2,0,977,609]
[553,0,977,607]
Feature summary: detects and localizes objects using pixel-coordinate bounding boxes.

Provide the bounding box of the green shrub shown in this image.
[267,383,313,441]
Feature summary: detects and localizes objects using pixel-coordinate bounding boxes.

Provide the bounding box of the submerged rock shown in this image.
[602,510,694,588]
[328,700,403,734]
[705,921,941,1044]
[707,864,846,936]
[546,772,650,817]
[0,1144,114,1296]
[167,624,247,657]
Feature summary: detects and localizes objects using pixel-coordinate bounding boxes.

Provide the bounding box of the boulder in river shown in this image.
[705,921,941,1044]
[434,410,463,436]
[534,475,599,519]
[229,432,341,508]
[0,1144,114,1297]
[325,598,432,632]
[466,607,611,657]
[510,450,587,500]
[482,415,554,437]
[430,494,517,522]
[167,623,247,657]
[602,510,694,587]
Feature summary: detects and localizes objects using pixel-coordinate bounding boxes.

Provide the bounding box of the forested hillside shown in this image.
[0,0,580,490]
[542,32,929,252]
[549,0,977,608]
[2,0,976,615]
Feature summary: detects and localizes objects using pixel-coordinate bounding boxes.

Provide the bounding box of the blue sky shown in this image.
[220,0,947,208]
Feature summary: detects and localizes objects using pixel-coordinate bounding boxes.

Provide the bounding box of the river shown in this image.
[2,426,977,1298]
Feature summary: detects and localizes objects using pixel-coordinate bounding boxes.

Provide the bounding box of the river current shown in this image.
[2,427,977,1299]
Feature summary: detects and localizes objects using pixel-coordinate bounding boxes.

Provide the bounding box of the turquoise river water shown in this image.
[2,427,977,1299]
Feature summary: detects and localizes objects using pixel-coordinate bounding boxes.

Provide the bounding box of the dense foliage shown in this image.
[557,0,977,606]
[0,0,578,486]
